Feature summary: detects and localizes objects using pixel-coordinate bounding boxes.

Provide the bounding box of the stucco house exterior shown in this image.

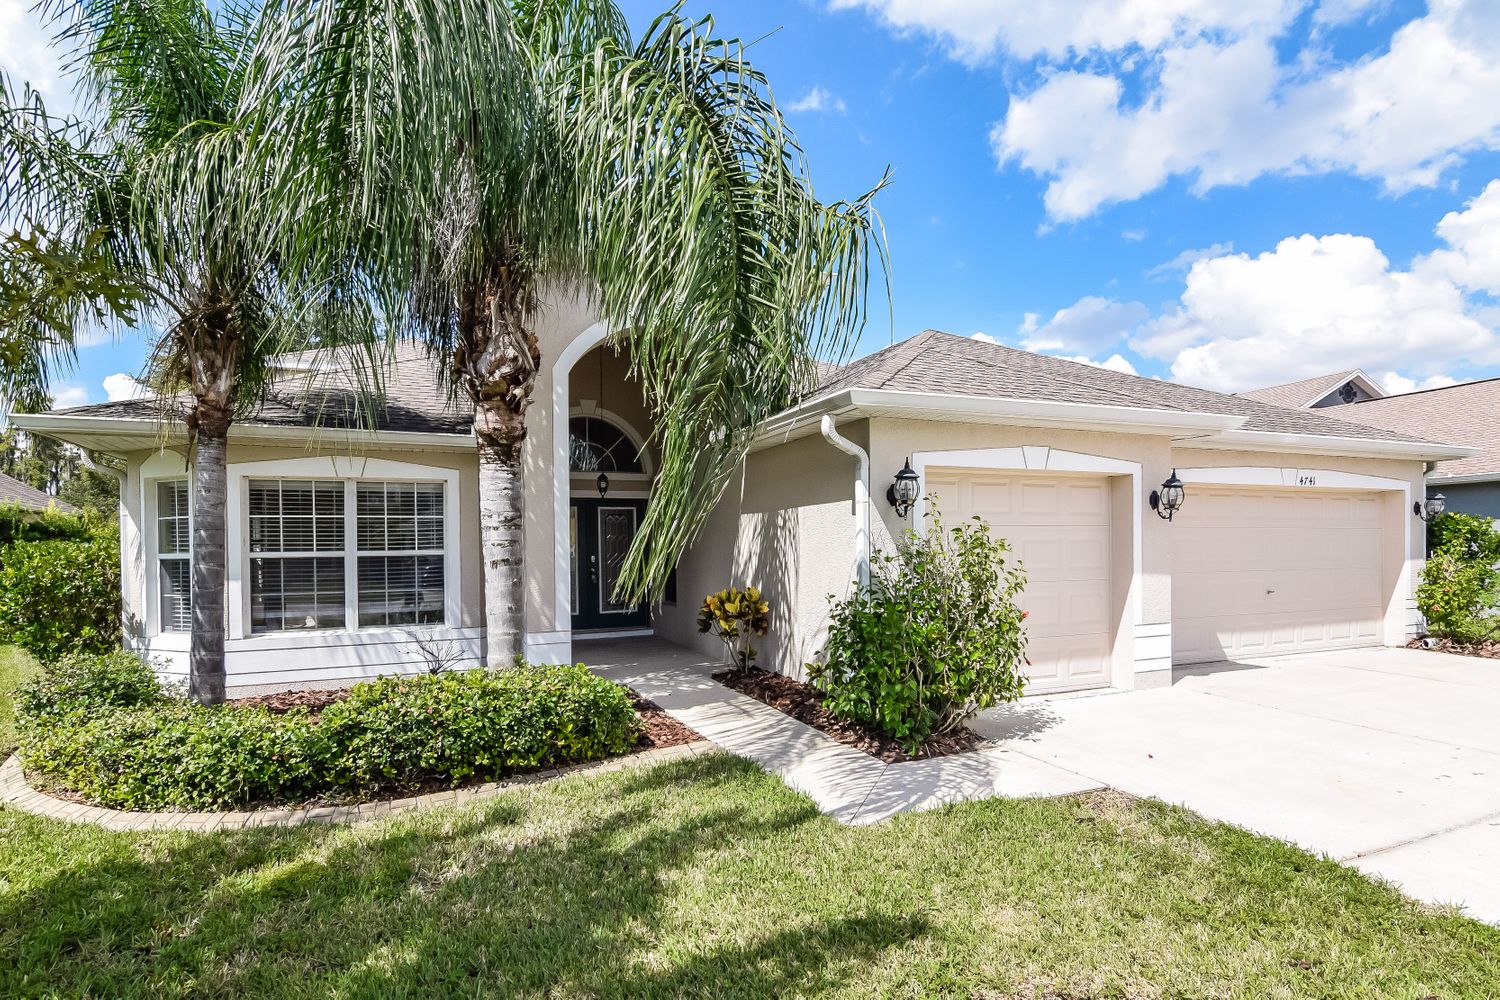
[12,304,1474,696]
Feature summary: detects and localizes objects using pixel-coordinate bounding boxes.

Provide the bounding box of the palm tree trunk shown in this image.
[457,257,540,667]
[477,412,527,665]
[188,418,228,704]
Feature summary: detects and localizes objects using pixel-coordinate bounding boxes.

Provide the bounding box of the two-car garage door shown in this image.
[1171,486,1385,664]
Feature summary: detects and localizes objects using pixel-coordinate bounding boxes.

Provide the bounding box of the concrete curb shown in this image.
[0,742,714,832]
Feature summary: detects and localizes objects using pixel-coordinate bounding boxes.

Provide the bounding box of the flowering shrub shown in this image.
[809,505,1029,752]
[1417,512,1500,643]
[697,586,771,670]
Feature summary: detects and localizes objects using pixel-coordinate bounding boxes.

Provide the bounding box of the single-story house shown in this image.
[11,304,1475,696]
[0,470,78,514]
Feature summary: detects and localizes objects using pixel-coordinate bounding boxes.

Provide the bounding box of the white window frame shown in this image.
[227,456,461,640]
[141,450,193,639]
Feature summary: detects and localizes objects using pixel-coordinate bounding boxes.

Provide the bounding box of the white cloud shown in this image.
[102,373,147,401]
[1121,228,1148,241]
[1422,179,1500,296]
[1377,371,1459,395]
[1147,242,1235,278]
[49,382,88,408]
[970,331,998,344]
[787,86,847,114]
[1019,295,1148,354]
[993,0,1500,220]
[1059,352,1140,375]
[0,0,77,116]
[1134,226,1498,392]
[827,0,1296,61]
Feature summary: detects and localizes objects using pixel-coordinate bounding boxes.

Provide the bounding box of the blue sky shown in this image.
[9,0,1500,407]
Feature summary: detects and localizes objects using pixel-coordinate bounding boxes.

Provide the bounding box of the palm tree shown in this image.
[0,1,365,702]
[253,0,887,664]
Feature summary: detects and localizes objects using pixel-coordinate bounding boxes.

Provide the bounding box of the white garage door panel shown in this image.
[928,470,1113,694]
[1173,486,1385,664]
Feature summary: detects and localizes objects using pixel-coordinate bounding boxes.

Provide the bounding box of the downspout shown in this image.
[80,449,126,486]
[820,415,870,589]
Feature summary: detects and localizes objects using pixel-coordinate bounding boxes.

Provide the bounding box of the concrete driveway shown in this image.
[971,647,1500,924]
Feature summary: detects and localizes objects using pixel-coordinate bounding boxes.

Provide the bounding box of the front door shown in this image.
[570,497,651,631]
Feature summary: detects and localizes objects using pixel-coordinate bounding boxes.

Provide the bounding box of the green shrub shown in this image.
[1417,512,1500,643]
[320,664,638,789]
[16,654,640,810]
[809,505,1029,752]
[0,534,122,659]
[16,648,162,719]
[0,502,103,548]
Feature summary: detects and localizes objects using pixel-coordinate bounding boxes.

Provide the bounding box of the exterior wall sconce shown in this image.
[887,457,920,518]
[1149,470,1186,521]
[1414,493,1446,520]
[596,473,610,498]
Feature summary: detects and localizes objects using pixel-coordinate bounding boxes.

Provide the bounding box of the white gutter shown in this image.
[8,412,476,452]
[79,449,126,486]
[1177,428,1477,464]
[820,415,870,590]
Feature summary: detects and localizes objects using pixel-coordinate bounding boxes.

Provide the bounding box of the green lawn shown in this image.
[0,645,40,758]
[1,753,1495,999]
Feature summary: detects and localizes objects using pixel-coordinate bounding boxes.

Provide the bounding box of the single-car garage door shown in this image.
[926,469,1114,694]
[1172,486,1385,664]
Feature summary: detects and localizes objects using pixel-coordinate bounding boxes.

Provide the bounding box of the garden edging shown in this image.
[0,742,713,832]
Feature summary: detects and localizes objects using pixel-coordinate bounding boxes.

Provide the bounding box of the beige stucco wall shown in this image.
[655,421,871,677]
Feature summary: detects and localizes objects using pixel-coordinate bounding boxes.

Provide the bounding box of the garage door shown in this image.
[1172,487,1385,664]
[926,469,1114,694]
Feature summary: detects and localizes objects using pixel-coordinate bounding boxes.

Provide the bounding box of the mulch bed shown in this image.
[711,666,988,763]
[1407,636,1500,659]
[227,686,704,751]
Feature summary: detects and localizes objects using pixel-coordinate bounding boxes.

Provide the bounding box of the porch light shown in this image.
[887,457,920,518]
[596,473,610,498]
[1414,493,1446,521]
[1149,470,1186,522]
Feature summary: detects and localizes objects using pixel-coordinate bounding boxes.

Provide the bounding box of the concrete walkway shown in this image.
[971,647,1500,925]
[581,638,1102,824]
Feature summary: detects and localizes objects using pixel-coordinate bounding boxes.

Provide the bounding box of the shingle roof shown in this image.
[1337,379,1500,479]
[814,331,1435,443]
[50,341,471,436]
[1236,371,1361,409]
[0,472,77,513]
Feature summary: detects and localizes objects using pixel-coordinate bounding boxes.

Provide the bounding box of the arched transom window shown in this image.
[568,416,645,474]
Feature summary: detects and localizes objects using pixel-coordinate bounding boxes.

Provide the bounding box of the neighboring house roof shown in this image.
[0,471,77,513]
[1236,369,1386,409]
[811,330,1432,445]
[1337,378,1500,482]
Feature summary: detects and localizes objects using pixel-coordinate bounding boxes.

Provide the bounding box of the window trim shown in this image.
[226,456,461,640]
[150,477,193,634]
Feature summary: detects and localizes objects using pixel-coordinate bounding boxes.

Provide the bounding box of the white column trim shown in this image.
[549,321,613,661]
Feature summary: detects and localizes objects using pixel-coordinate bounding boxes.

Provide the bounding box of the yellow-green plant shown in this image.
[697,587,771,671]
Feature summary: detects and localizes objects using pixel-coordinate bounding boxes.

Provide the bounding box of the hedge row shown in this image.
[0,506,122,660]
[16,651,639,811]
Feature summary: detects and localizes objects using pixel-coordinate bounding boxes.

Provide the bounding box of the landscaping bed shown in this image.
[712,666,987,762]
[14,652,702,812]
[1407,636,1500,659]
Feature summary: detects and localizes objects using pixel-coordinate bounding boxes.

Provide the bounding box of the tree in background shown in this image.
[254,0,887,663]
[0,1,369,702]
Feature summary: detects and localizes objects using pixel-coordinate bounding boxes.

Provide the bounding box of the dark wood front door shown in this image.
[570,497,651,631]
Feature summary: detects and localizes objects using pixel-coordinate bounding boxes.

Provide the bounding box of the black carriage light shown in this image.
[887,457,920,518]
[1149,470,1186,522]
[1414,493,1446,521]
[596,473,610,498]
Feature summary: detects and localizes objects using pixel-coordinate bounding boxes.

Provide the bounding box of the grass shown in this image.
[0,645,40,757]
[1,753,1496,999]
